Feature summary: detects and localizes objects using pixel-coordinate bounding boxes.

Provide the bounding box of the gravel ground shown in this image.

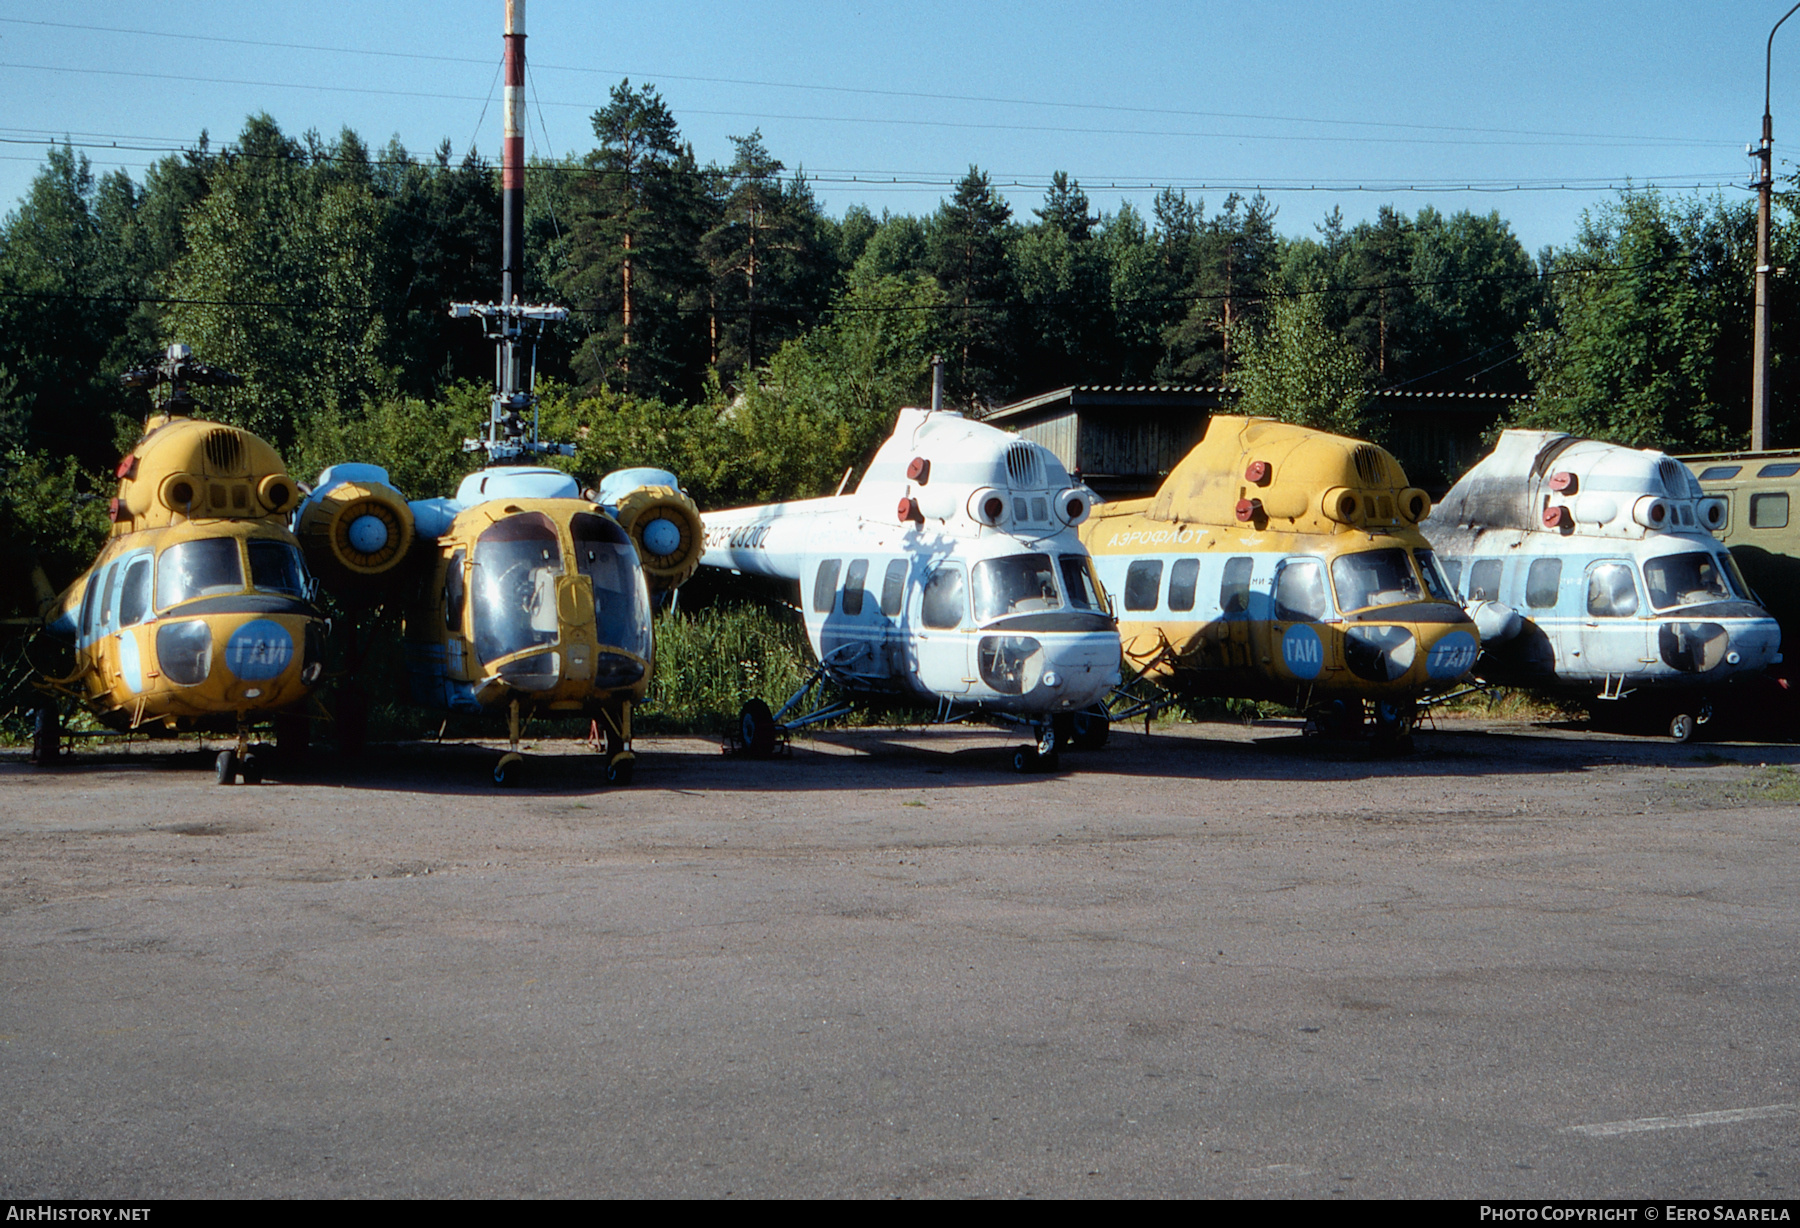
[3,713,1799,1198]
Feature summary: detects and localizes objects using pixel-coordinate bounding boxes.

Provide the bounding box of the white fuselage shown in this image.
[700,408,1122,720]
[704,496,1120,717]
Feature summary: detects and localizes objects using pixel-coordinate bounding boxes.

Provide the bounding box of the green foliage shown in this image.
[1228,293,1374,436]
[161,117,394,452]
[0,447,110,615]
[292,383,488,497]
[1513,192,1732,451]
[638,602,812,732]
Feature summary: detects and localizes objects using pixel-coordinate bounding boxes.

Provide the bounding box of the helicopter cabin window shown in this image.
[470,512,564,665]
[880,559,908,617]
[118,557,151,628]
[921,565,967,629]
[1415,551,1455,603]
[1642,552,1733,610]
[1167,559,1200,612]
[1331,549,1423,612]
[248,540,307,597]
[1467,559,1503,602]
[1437,556,1463,595]
[1586,563,1640,618]
[155,538,244,611]
[572,513,651,660]
[842,559,869,616]
[1525,558,1562,609]
[1059,556,1105,611]
[973,554,1061,622]
[1751,492,1789,529]
[1123,560,1162,612]
[813,560,842,613]
[444,548,466,631]
[1274,560,1329,622]
[1220,557,1253,615]
[1757,462,1800,478]
[1698,465,1742,481]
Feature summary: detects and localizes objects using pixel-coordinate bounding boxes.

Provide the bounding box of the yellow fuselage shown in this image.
[401,497,654,724]
[46,415,321,731]
[1079,416,1479,711]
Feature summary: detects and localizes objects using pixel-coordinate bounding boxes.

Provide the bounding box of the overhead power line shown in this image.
[0,16,1729,150]
[0,60,1739,153]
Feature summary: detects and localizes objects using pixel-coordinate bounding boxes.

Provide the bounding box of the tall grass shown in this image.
[640,603,815,733]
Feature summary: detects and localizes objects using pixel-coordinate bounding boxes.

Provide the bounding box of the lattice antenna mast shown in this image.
[451,0,572,463]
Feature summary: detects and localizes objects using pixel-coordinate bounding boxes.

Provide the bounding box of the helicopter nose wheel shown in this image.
[1012,725,1061,773]
[605,753,635,786]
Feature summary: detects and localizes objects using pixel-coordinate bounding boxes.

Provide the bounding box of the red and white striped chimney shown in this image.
[502,0,526,307]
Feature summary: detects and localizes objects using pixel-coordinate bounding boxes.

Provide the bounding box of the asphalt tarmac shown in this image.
[4,715,1799,1198]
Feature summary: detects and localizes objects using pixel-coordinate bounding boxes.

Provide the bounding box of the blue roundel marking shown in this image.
[1426,630,1479,680]
[225,619,294,680]
[1281,624,1324,679]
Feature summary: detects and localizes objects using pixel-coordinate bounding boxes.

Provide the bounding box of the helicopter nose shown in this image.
[347,513,391,554]
[1424,627,1480,681]
[1038,634,1122,706]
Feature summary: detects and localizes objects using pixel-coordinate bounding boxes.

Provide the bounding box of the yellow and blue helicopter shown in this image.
[1079,415,1480,747]
[29,345,324,783]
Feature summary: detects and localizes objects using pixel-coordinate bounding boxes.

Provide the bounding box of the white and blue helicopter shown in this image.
[699,403,1122,771]
[1423,429,1783,739]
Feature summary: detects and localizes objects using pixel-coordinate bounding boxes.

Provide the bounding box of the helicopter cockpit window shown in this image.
[1331,549,1423,613]
[118,557,151,628]
[471,512,564,664]
[921,565,967,629]
[1058,556,1104,611]
[572,513,651,659]
[1414,550,1455,603]
[156,538,244,611]
[1643,552,1733,610]
[1274,559,1330,622]
[973,554,1062,622]
[248,540,308,597]
[1586,563,1640,618]
[97,563,120,634]
[445,548,466,632]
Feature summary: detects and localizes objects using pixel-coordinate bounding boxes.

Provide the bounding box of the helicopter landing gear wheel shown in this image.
[215,749,238,785]
[738,698,778,758]
[240,748,265,786]
[1669,711,1697,742]
[493,752,524,786]
[30,705,60,766]
[1012,745,1060,774]
[605,753,635,786]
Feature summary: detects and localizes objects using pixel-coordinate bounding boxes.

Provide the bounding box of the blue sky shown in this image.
[0,1,1789,255]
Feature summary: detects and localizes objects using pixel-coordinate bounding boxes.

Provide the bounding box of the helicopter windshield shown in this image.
[155,538,243,611]
[471,512,564,664]
[248,540,309,597]
[1331,548,1425,613]
[571,513,652,659]
[972,554,1061,622]
[1643,552,1737,610]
